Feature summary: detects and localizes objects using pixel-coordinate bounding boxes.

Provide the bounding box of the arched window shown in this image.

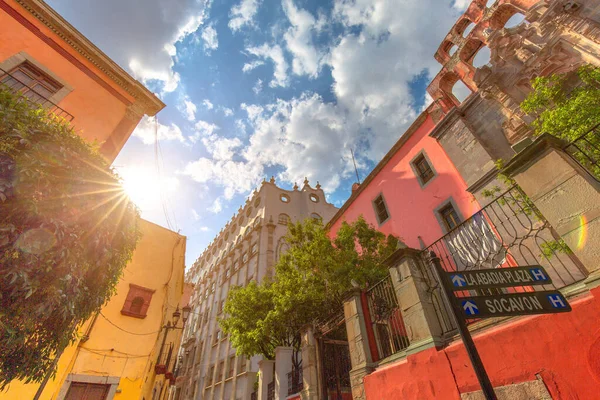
[278,214,290,225]
[452,80,473,104]
[130,297,144,314]
[472,46,491,68]
[490,5,527,30]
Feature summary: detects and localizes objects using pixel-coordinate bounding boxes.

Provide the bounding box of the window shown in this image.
[213,331,220,346]
[238,355,247,373]
[251,243,258,254]
[309,194,319,203]
[311,213,322,221]
[254,197,261,207]
[242,252,248,263]
[278,214,290,225]
[280,194,290,203]
[228,355,236,378]
[2,62,62,105]
[217,361,225,382]
[121,284,155,318]
[218,300,224,315]
[439,202,461,231]
[372,194,390,225]
[412,153,435,186]
[246,207,253,217]
[207,365,215,385]
[65,382,110,400]
[233,259,239,270]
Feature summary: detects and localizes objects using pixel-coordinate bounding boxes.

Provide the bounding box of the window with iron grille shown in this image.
[412,153,435,186]
[238,355,247,373]
[439,202,461,231]
[372,194,390,225]
[1,62,62,105]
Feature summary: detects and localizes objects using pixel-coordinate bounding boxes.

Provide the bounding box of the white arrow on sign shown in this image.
[462,300,479,315]
[451,274,467,287]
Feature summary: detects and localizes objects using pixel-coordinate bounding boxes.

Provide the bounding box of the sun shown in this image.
[118,166,178,212]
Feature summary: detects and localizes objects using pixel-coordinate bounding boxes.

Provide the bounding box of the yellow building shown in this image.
[1,219,188,400]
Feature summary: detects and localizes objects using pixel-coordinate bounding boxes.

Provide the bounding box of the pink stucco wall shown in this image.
[329,113,479,248]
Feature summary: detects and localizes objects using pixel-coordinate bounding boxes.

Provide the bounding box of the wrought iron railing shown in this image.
[0,67,74,121]
[366,275,410,359]
[250,392,257,400]
[420,185,587,335]
[267,381,275,400]
[563,124,600,181]
[287,367,303,395]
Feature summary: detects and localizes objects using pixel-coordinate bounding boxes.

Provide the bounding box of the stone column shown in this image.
[503,134,600,282]
[343,289,375,400]
[385,248,445,353]
[257,359,274,400]
[300,326,319,400]
[274,347,293,399]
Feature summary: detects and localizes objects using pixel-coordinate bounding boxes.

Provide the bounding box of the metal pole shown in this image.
[428,251,497,400]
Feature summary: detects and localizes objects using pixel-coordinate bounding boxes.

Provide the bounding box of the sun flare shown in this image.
[118,166,179,212]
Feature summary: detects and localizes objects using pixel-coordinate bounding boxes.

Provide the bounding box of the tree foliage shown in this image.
[219,216,399,365]
[521,64,600,140]
[0,89,140,388]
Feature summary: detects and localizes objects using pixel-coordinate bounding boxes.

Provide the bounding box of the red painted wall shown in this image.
[329,113,479,249]
[364,286,600,399]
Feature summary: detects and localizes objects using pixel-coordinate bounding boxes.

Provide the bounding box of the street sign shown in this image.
[444,266,552,291]
[455,290,571,318]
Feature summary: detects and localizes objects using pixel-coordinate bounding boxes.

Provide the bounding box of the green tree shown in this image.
[0,89,140,388]
[521,64,600,140]
[219,216,399,367]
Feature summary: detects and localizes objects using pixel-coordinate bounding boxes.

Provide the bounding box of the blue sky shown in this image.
[47,0,470,266]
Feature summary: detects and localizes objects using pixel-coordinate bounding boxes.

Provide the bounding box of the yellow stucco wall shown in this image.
[0,219,186,400]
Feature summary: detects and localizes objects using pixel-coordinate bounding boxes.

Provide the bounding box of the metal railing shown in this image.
[366,275,410,359]
[267,381,275,400]
[0,67,74,121]
[564,124,600,181]
[420,185,587,335]
[287,367,303,395]
[250,392,257,400]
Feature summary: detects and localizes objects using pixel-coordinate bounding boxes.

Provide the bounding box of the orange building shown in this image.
[0,1,191,400]
[0,0,164,161]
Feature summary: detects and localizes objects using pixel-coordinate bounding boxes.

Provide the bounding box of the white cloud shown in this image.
[190,120,219,143]
[452,0,471,10]
[246,44,289,87]
[54,0,212,93]
[199,226,210,232]
[132,116,186,145]
[221,107,234,116]
[252,79,263,94]
[282,0,324,78]
[229,0,261,32]
[192,209,201,220]
[241,103,264,121]
[202,99,214,109]
[208,197,223,213]
[179,96,197,121]
[242,60,265,73]
[201,24,219,53]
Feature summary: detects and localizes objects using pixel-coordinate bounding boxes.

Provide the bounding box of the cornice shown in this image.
[15,0,165,115]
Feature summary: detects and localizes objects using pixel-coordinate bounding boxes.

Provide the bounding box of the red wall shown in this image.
[329,113,479,249]
[364,286,600,399]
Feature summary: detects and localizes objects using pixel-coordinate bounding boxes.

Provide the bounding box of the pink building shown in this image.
[328,109,479,248]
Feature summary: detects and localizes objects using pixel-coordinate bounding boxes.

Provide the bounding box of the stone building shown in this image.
[174,178,338,400]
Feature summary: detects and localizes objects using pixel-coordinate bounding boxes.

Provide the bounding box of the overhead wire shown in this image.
[154,116,178,231]
[99,311,162,336]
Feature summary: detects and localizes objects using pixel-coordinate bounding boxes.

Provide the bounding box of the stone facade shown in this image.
[176,179,338,400]
[427,0,600,200]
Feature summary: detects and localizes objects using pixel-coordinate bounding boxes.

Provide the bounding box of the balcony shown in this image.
[0,67,74,122]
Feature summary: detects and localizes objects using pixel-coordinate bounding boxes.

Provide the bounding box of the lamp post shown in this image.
[157,305,191,374]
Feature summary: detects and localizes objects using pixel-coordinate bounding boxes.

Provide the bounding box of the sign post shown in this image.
[429,253,572,400]
[428,252,497,400]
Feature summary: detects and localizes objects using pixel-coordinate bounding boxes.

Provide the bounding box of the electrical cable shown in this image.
[99,311,162,336]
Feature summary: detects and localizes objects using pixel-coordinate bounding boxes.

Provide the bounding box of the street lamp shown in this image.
[156,305,192,376]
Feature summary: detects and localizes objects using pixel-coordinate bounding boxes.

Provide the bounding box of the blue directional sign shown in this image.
[462,300,479,316]
[443,265,552,291]
[455,290,571,319]
[451,274,467,287]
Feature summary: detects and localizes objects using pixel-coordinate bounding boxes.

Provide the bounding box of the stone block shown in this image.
[461,378,551,400]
